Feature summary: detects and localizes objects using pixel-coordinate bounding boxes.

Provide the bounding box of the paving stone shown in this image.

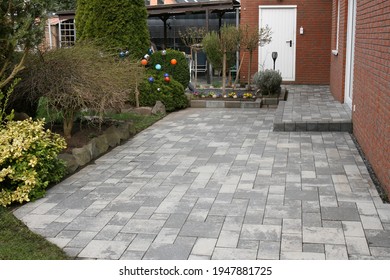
[154,228,180,244]
[241,224,281,241]
[120,250,145,260]
[281,234,302,252]
[342,221,365,237]
[303,227,345,245]
[360,215,383,230]
[282,219,302,234]
[281,252,325,260]
[285,190,318,201]
[377,208,390,223]
[191,238,217,256]
[321,207,360,221]
[370,247,390,258]
[127,234,156,251]
[325,244,348,260]
[264,205,301,219]
[345,236,370,256]
[121,219,165,234]
[365,230,390,247]
[67,231,98,248]
[180,220,223,238]
[303,243,325,253]
[143,237,196,260]
[78,240,129,260]
[212,247,257,260]
[216,230,240,248]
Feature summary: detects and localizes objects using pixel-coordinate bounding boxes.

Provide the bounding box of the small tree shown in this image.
[16,44,144,139]
[179,27,207,89]
[241,24,272,89]
[202,25,240,95]
[76,0,150,58]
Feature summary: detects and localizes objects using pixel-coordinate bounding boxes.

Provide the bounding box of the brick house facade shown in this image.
[239,0,332,84]
[329,0,390,194]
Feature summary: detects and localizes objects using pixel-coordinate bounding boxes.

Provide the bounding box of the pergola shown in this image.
[148,0,241,48]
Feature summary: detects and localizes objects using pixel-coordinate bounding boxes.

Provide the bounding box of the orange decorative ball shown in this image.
[164,76,171,82]
[141,59,148,66]
[170,59,177,65]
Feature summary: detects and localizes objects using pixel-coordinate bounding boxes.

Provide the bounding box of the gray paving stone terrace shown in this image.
[274,85,352,132]
[13,87,390,260]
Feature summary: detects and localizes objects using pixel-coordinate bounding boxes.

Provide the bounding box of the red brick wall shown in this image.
[240,0,332,84]
[330,0,348,102]
[352,0,390,194]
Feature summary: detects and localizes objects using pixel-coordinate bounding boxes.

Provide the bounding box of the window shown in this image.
[59,19,76,48]
[158,0,164,4]
[332,0,341,55]
[145,0,150,5]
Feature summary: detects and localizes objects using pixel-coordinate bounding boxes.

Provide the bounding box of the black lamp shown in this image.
[272,52,278,70]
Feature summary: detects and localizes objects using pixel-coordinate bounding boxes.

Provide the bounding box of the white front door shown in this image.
[344,0,357,109]
[259,6,297,81]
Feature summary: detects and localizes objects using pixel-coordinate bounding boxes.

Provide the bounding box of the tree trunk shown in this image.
[247,50,253,90]
[222,48,227,95]
[63,111,74,140]
[233,52,245,90]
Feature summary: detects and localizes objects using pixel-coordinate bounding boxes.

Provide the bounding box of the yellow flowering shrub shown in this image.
[0,119,67,207]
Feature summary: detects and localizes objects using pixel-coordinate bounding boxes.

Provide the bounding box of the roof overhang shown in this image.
[54,1,241,20]
[147,0,240,17]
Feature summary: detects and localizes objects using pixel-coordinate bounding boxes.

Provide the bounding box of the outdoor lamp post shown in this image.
[272,52,278,70]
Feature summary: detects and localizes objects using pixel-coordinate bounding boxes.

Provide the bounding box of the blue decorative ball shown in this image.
[164,73,169,78]
[119,51,125,58]
[148,48,153,55]
[148,77,154,83]
[155,64,162,70]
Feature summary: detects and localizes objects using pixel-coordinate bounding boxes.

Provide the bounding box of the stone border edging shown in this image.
[58,121,136,175]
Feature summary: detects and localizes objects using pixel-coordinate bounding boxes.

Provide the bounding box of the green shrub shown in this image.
[36,97,63,124]
[139,74,188,112]
[0,119,66,207]
[148,49,190,89]
[253,69,282,95]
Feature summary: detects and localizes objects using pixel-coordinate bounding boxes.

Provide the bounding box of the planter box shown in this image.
[190,98,262,108]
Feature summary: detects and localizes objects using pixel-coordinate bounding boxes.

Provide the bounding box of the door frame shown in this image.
[344,0,357,109]
[259,5,297,81]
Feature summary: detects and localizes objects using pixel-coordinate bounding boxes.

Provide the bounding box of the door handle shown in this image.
[286,40,292,47]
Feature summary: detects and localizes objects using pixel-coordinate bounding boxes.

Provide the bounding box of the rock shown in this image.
[117,123,130,140]
[85,138,100,159]
[152,101,166,115]
[58,153,79,174]
[72,147,91,167]
[13,112,30,121]
[94,135,109,156]
[133,107,152,116]
[104,126,121,147]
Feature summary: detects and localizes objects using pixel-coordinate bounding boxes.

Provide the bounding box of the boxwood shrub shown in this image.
[147,49,190,89]
[139,74,188,112]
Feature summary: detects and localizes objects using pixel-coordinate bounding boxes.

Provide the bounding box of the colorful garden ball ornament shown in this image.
[119,51,126,58]
[162,50,167,56]
[141,59,148,66]
[164,76,171,83]
[170,59,177,65]
[155,64,162,70]
[148,48,154,55]
[164,73,169,78]
[148,77,155,83]
[157,88,161,92]
[144,54,150,60]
